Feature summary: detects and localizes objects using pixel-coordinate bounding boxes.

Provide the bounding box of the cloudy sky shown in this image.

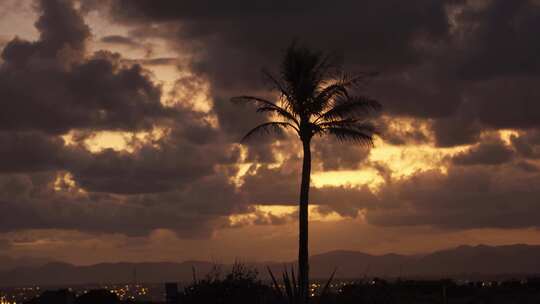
[1,0,540,265]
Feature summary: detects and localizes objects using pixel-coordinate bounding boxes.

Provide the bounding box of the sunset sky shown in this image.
[1,0,540,265]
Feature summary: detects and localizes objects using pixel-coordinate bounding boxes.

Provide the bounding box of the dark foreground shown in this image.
[7,266,540,304]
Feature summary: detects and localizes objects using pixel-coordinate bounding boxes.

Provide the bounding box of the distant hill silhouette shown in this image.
[2,244,540,286]
[0,255,54,271]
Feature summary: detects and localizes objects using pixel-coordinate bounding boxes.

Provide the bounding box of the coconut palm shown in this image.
[231,43,381,303]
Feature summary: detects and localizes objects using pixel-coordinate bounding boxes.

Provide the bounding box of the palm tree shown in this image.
[231,43,381,303]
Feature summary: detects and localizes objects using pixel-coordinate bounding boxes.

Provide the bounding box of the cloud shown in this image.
[0,132,68,173]
[86,0,540,149]
[452,138,514,166]
[312,136,371,171]
[0,0,247,238]
[239,161,376,217]
[0,171,247,237]
[35,0,89,56]
[0,239,10,251]
[100,35,139,47]
[107,0,452,106]
[456,0,540,80]
[0,0,175,135]
[3,0,540,248]
[465,77,540,130]
[511,130,540,159]
[68,117,241,194]
[367,164,540,230]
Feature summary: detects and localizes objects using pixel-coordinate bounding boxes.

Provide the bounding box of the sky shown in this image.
[1,0,540,265]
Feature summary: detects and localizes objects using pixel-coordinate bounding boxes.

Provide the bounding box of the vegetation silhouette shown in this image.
[21,266,540,304]
[24,289,75,304]
[175,265,540,304]
[231,42,381,303]
[268,265,336,304]
[75,289,120,304]
[23,289,119,304]
[181,263,273,304]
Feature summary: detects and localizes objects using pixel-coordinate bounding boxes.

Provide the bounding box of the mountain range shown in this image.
[2,244,540,286]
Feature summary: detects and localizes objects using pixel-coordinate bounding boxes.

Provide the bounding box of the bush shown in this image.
[75,289,120,304]
[181,263,274,304]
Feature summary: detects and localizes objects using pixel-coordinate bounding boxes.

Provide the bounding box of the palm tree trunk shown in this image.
[298,139,311,304]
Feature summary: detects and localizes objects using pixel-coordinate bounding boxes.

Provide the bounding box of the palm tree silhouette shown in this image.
[231,42,381,303]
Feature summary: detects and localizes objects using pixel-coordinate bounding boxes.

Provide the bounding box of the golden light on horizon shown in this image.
[53,172,80,192]
[312,136,468,191]
[228,205,345,227]
[62,128,167,153]
[312,169,383,190]
[499,129,519,145]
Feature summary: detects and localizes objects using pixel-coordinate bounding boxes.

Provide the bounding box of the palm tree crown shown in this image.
[232,43,381,145]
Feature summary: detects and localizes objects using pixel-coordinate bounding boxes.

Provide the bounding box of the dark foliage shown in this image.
[24,289,75,304]
[181,263,274,304]
[75,289,120,304]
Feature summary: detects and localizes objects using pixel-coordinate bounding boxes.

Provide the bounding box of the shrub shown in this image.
[181,263,274,304]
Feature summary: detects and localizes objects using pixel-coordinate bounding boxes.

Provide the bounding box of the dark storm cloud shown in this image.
[104,0,453,138]
[0,132,67,173]
[0,171,247,237]
[96,0,540,148]
[133,58,178,66]
[0,197,224,238]
[240,164,299,205]
[312,136,371,171]
[100,35,140,47]
[0,0,248,238]
[368,64,463,120]
[452,138,514,166]
[239,161,376,217]
[0,49,175,134]
[457,0,540,80]
[212,97,278,163]
[377,116,431,146]
[0,0,175,135]
[511,130,540,159]
[0,239,10,251]
[99,35,157,56]
[110,0,450,73]
[367,165,540,229]
[4,0,540,239]
[35,0,89,57]
[465,77,540,130]
[514,160,540,172]
[68,117,241,194]
[431,112,483,147]
[238,151,540,229]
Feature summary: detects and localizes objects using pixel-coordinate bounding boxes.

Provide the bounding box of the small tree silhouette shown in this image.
[231,42,381,303]
[75,290,120,304]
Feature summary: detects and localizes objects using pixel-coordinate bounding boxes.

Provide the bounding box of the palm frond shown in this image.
[241,122,295,142]
[317,96,381,121]
[320,268,337,298]
[318,119,376,131]
[314,72,376,109]
[283,268,294,301]
[325,127,375,146]
[313,84,349,113]
[267,267,283,298]
[311,51,338,86]
[316,83,349,102]
[232,95,300,128]
[262,69,295,110]
[256,106,299,128]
